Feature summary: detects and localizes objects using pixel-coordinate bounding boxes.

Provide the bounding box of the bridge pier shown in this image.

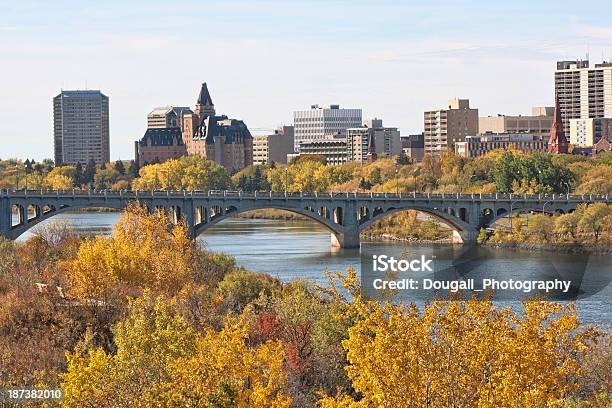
[452,228,478,244]
[331,200,361,249]
[331,227,360,249]
[0,197,10,239]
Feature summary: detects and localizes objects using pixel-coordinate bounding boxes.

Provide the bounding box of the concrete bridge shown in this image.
[1,189,610,248]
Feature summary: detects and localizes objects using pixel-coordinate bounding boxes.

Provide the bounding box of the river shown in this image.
[15,212,612,328]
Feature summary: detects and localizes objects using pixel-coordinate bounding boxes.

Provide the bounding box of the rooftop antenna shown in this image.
[586,44,589,62]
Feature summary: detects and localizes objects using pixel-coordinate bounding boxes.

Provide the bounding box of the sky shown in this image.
[1,0,612,161]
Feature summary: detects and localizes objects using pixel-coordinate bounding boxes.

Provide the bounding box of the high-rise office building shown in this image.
[555,60,612,134]
[293,104,361,152]
[53,90,110,165]
[424,98,478,155]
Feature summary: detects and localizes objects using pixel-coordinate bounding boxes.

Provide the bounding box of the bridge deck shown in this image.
[1,188,609,203]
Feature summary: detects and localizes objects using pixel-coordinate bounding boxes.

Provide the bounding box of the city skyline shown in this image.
[2,0,612,161]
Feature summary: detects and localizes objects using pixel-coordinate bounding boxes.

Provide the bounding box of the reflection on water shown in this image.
[16,212,611,327]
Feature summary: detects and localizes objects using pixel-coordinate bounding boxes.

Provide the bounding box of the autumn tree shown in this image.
[62,292,198,407]
[63,204,199,302]
[45,166,76,190]
[132,156,231,191]
[319,269,598,408]
[153,314,291,407]
[578,202,611,243]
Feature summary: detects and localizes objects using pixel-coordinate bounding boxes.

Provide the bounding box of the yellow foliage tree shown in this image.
[63,294,291,407]
[319,269,595,408]
[62,292,198,407]
[45,166,76,190]
[63,204,197,301]
[152,313,291,407]
[132,156,231,191]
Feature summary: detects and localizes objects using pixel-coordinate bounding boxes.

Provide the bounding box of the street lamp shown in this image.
[413,168,420,193]
[284,167,288,195]
[14,165,20,190]
[563,181,570,196]
[509,199,519,233]
[395,167,399,195]
[462,173,477,194]
[542,200,553,215]
[24,161,30,191]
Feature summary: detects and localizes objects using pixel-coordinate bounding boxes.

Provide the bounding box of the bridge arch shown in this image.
[357,205,478,243]
[7,201,130,240]
[193,204,343,238]
[486,204,572,228]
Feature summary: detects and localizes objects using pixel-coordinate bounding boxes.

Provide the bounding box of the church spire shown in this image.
[195,82,215,117]
[548,93,568,154]
[366,130,377,163]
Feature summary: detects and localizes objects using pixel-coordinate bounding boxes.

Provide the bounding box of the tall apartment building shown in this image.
[345,119,401,164]
[555,60,612,134]
[569,118,612,147]
[53,90,110,166]
[479,107,553,140]
[293,104,362,152]
[424,98,478,155]
[252,126,295,165]
[147,106,192,129]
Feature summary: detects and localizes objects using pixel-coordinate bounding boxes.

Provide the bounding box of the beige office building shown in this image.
[455,133,547,158]
[147,106,192,129]
[252,126,295,165]
[555,60,612,135]
[479,107,553,140]
[569,118,612,146]
[298,138,348,166]
[424,98,478,154]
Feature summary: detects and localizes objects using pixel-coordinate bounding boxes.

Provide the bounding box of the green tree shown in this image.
[74,161,84,186]
[358,177,371,190]
[369,167,382,185]
[129,160,140,179]
[493,151,519,193]
[114,160,126,175]
[84,159,97,185]
[396,151,410,166]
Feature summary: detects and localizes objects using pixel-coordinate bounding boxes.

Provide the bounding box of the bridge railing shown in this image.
[1,189,610,203]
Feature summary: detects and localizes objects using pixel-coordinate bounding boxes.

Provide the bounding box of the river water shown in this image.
[15,212,612,328]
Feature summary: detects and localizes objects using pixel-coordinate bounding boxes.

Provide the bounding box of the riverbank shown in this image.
[360,231,453,244]
[236,209,307,221]
[482,241,612,255]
